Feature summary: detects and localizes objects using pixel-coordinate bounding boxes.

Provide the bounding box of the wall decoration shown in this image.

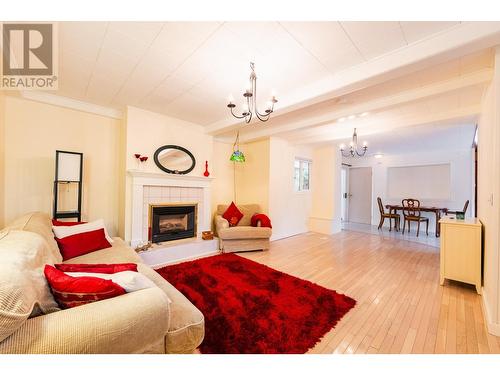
[154,145,196,175]
[204,160,210,177]
[53,150,83,222]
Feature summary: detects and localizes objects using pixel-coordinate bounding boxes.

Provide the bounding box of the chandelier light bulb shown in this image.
[228,94,234,104]
[349,141,354,147]
[363,141,368,147]
[242,103,249,114]
[339,143,345,150]
[245,81,252,94]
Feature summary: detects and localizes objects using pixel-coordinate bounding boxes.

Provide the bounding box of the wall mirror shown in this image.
[154,145,196,175]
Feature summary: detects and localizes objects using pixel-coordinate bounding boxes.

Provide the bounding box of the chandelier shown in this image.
[339,128,368,157]
[227,62,277,123]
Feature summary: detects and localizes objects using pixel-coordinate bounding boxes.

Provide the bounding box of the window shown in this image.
[294,159,311,192]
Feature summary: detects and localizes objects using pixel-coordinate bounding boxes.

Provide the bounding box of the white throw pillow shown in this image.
[52,219,114,243]
[0,230,60,342]
[65,271,158,293]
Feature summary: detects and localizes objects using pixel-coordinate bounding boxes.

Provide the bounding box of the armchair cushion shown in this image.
[218,226,272,240]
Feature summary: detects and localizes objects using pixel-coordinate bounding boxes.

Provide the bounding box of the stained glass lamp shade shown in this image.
[230,131,245,162]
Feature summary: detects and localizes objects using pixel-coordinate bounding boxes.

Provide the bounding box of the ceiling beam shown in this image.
[234,69,491,143]
[206,21,500,136]
[288,105,481,145]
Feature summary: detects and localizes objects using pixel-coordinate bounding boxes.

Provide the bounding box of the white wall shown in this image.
[477,46,500,336]
[347,149,474,233]
[269,137,312,240]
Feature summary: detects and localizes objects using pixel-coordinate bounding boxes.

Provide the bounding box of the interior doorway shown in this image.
[341,166,349,222]
[347,167,372,225]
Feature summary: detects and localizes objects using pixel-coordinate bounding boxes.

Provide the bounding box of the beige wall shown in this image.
[477,47,500,335]
[235,139,270,213]
[309,144,342,234]
[1,95,123,236]
[123,106,214,241]
[269,137,312,240]
[125,106,213,176]
[0,92,5,228]
[211,140,235,218]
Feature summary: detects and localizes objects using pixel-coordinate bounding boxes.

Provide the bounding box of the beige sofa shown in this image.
[0,212,204,354]
[215,204,272,253]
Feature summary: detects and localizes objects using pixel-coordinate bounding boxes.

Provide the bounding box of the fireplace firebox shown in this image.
[149,203,197,243]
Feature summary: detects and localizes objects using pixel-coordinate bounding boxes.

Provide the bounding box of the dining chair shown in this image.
[377,197,400,231]
[402,198,429,237]
[447,200,470,215]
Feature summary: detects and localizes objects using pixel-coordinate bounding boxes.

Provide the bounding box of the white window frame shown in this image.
[294,158,312,192]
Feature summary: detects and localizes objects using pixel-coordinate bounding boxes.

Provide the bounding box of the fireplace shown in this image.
[149,203,197,243]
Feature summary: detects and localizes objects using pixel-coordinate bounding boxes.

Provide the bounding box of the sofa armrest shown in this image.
[0,287,170,354]
[215,215,229,235]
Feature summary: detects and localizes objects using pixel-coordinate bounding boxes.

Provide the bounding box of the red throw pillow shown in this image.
[44,265,125,309]
[222,202,244,227]
[55,263,138,274]
[55,228,111,261]
[251,213,272,229]
[52,219,87,226]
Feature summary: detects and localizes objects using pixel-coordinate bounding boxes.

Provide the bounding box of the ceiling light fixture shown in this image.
[338,112,370,123]
[339,128,368,158]
[230,130,245,163]
[227,62,277,123]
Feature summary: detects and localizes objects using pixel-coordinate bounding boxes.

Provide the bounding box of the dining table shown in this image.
[385,204,448,237]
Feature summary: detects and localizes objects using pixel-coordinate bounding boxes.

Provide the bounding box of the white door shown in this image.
[341,167,349,222]
[348,167,372,224]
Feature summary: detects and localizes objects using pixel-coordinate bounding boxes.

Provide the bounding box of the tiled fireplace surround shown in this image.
[129,171,213,249]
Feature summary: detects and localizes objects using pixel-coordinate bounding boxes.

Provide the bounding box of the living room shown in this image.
[2,0,500,372]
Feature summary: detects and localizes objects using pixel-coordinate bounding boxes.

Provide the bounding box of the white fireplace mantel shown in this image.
[128,170,213,248]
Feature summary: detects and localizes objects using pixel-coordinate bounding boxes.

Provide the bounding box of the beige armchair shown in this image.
[215,204,272,253]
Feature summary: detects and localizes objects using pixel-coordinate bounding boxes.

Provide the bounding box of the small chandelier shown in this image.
[227,62,277,123]
[339,128,368,157]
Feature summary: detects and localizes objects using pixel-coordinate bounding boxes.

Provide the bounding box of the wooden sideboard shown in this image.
[439,217,482,294]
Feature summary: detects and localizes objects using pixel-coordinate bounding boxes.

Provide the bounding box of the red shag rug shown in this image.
[156,253,356,354]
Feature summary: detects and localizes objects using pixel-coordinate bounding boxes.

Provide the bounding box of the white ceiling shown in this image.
[55,21,463,125]
[340,122,477,156]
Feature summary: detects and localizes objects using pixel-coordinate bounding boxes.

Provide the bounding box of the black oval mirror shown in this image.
[153,145,196,175]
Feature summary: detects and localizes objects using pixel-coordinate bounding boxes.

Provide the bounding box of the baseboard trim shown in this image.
[481,287,500,336]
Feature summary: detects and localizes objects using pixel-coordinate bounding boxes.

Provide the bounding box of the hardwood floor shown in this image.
[238,230,500,354]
